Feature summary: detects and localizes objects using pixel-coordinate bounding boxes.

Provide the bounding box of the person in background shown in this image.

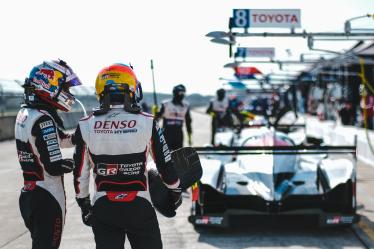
[316,100,325,121]
[270,91,280,116]
[206,88,231,145]
[155,84,192,150]
[15,60,81,249]
[339,100,355,126]
[297,89,305,114]
[73,63,181,249]
[360,92,374,129]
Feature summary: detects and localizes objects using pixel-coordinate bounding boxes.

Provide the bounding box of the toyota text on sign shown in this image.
[233,9,301,28]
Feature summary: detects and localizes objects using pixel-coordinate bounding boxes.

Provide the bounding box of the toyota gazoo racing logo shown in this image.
[326,215,355,225]
[96,163,118,176]
[17,151,34,163]
[96,162,143,176]
[195,216,224,225]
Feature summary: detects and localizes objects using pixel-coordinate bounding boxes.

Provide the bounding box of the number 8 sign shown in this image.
[232,9,301,28]
[233,9,250,28]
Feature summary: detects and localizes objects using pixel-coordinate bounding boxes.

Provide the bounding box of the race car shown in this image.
[214,110,308,148]
[189,126,358,228]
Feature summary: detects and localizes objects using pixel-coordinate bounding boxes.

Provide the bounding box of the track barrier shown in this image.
[0,111,85,141]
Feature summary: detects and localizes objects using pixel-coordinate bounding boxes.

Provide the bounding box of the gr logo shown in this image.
[97,163,118,176]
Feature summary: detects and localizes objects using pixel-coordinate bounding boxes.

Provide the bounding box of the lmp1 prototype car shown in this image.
[189,126,358,228]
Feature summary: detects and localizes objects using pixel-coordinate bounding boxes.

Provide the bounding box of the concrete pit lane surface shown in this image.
[0,110,373,249]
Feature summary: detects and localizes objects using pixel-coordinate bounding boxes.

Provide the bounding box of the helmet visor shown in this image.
[56,90,76,111]
[66,73,82,87]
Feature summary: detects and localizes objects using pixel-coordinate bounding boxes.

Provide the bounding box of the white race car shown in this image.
[190,124,358,228]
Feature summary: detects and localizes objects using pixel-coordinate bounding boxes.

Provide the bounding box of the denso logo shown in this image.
[94,120,137,129]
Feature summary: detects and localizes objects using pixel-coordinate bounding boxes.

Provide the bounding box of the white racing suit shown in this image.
[15,106,74,249]
[73,106,180,249]
[157,99,192,150]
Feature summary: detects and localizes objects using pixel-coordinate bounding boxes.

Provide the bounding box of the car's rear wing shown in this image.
[241,123,306,129]
[193,145,356,157]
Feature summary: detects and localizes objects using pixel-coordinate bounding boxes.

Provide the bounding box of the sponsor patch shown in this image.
[155,123,171,162]
[47,144,59,151]
[18,151,34,163]
[93,120,137,134]
[37,68,55,80]
[49,150,61,156]
[96,162,144,176]
[42,127,55,134]
[46,139,58,145]
[118,162,143,176]
[43,133,57,140]
[39,120,53,129]
[112,129,137,134]
[50,154,62,162]
[97,163,118,176]
[51,217,62,247]
[101,72,121,80]
[33,77,51,89]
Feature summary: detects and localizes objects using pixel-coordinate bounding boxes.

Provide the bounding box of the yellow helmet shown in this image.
[95,63,140,99]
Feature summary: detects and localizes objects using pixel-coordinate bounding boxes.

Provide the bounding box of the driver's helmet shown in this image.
[95,63,142,101]
[173,84,186,96]
[27,60,81,111]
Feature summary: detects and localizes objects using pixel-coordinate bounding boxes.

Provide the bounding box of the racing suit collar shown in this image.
[24,103,65,129]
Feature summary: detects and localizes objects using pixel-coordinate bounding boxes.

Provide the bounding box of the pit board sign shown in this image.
[232,9,301,28]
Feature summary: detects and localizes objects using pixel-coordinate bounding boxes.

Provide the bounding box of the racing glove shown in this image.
[76,196,92,227]
[170,187,182,209]
[61,159,75,173]
[208,111,216,118]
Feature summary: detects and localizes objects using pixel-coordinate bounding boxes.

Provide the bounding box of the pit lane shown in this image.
[0,110,372,249]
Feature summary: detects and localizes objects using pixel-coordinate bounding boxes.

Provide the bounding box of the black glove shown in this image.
[170,187,182,210]
[61,159,74,173]
[76,196,92,227]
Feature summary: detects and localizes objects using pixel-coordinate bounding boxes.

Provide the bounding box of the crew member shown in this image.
[73,64,182,249]
[15,60,81,249]
[206,88,231,145]
[156,84,192,150]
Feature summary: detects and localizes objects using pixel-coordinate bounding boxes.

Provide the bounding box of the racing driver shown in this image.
[15,60,81,249]
[73,63,182,249]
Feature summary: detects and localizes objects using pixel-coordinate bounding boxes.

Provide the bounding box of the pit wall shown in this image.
[305,115,374,167]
